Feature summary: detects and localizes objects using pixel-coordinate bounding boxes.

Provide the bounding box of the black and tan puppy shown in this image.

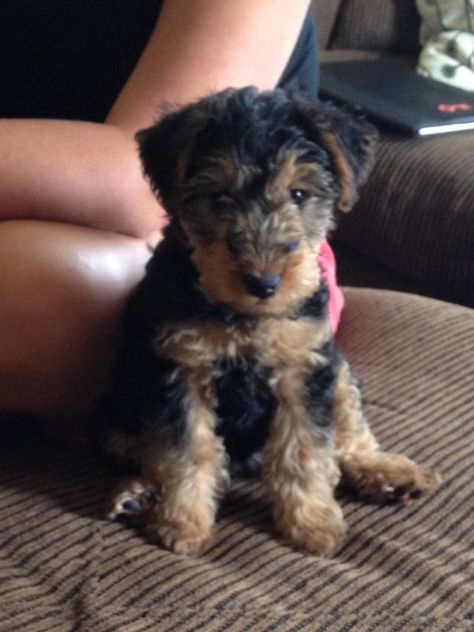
[96,87,440,556]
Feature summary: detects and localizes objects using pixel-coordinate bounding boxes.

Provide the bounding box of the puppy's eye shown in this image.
[282,240,300,254]
[212,193,238,212]
[290,189,309,205]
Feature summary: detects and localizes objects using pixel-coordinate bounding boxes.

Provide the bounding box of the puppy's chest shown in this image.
[153,317,331,377]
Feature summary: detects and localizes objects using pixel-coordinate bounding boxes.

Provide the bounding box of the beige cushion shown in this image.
[1,288,473,630]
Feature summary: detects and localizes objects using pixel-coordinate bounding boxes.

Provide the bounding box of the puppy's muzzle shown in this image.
[243,273,281,299]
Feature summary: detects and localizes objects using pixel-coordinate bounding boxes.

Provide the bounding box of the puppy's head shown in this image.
[137,87,377,317]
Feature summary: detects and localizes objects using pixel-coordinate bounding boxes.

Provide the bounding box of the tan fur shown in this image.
[263,366,345,556]
[132,370,228,555]
[268,241,321,317]
[257,316,331,368]
[192,238,321,318]
[150,301,345,556]
[154,309,344,556]
[318,127,356,212]
[191,238,243,309]
[141,381,229,555]
[107,360,229,555]
[334,360,441,504]
[269,152,321,196]
[154,307,332,372]
[183,153,240,195]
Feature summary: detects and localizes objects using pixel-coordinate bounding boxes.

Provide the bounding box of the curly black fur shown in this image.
[93,86,377,471]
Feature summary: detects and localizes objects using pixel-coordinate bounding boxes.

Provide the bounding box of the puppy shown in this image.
[95,87,440,556]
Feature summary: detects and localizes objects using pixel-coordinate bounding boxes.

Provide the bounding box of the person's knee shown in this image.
[0,220,152,427]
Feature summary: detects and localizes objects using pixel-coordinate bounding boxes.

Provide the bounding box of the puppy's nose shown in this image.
[243,273,281,299]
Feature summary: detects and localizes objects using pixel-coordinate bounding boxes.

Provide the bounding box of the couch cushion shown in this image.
[329,0,421,55]
[333,134,474,307]
[1,289,473,631]
[312,0,342,50]
[320,49,388,63]
[331,240,436,296]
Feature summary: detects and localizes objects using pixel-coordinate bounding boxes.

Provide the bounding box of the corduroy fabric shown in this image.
[331,240,437,299]
[1,289,473,631]
[333,135,474,308]
[328,0,421,55]
[312,0,342,50]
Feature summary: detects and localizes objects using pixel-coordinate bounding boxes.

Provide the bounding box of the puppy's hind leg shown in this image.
[334,360,441,505]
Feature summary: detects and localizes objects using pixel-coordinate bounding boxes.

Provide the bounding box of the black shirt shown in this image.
[0,1,318,121]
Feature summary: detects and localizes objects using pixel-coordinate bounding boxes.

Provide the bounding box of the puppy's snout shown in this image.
[243,273,281,299]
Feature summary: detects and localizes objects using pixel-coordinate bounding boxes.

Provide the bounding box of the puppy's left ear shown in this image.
[295,96,378,212]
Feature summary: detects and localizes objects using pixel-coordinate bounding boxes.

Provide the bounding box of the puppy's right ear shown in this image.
[136,102,209,213]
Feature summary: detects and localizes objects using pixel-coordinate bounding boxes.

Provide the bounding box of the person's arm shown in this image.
[0,1,311,237]
[0,119,163,237]
[107,0,311,132]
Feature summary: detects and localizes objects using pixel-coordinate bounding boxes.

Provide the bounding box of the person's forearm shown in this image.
[107,0,311,132]
[0,118,165,237]
[0,1,311,234]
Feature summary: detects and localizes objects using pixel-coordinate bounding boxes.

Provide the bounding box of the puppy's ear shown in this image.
[295,96,378,212]
[136,102,210,213]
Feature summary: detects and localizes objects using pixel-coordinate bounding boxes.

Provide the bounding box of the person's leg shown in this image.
[0,220,151,436]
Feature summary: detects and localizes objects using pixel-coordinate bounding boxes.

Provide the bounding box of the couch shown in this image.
[1,2,473,630]
[315,0,474,308]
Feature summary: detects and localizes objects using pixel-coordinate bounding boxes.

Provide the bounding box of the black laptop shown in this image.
[319,58,474,137]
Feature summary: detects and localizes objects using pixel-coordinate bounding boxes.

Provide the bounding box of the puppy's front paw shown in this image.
[145,511,213,556]
[276,498,346,557]
[107,478,156,523]
[343,452,441,505]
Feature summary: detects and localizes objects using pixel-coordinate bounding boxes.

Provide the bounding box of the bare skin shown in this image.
[0,1,311,432]
[0,221,151,435]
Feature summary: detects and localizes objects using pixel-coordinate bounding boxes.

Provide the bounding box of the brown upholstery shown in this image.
[316,0,474,309]
[335,135,474,307]
[312,0,342,50]
[2,289,473,631]
[328,0,421,54]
